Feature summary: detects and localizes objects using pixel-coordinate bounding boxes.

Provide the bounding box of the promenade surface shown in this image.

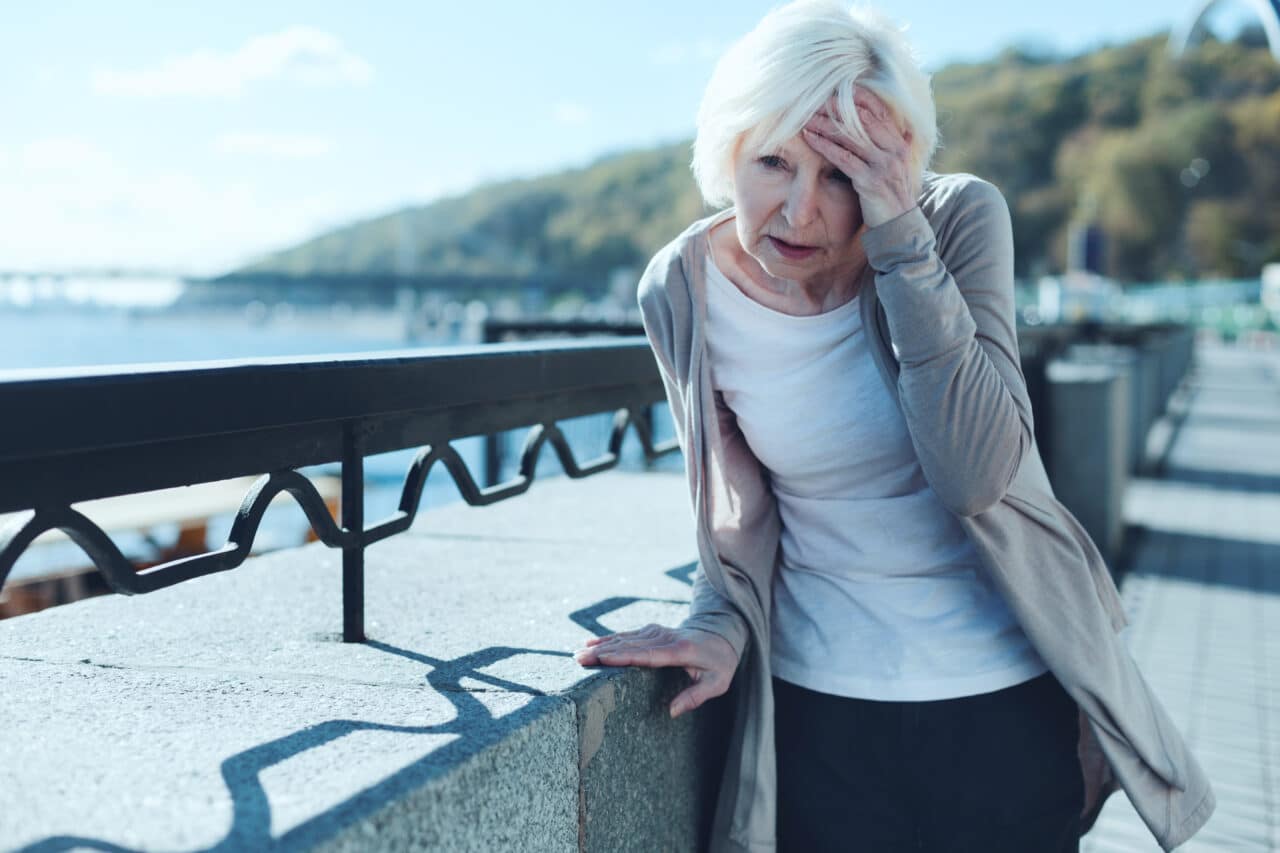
[1084,341,1280,852]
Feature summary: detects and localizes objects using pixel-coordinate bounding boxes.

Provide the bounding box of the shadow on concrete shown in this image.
[1161,466,1280,494]
[14,648,565,853]
[1122,526,1280,596]
[566,561,695,636]
[664,561,698,586]
[12,578,700,853]
[568,596,691,638]
[1180,412,1280,432]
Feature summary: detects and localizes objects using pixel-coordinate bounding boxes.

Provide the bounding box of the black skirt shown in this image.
[773,672,1084,853]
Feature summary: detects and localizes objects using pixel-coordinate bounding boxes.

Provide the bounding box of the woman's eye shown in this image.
[829,169,852,185]
[759,155,785,169]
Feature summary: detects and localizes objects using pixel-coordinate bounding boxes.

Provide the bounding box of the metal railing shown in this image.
[480,319,647,485]
[0,340,679,642]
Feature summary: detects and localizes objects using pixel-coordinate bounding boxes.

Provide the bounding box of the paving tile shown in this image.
[1211,797,1271,827]
[1088,343,1280,852]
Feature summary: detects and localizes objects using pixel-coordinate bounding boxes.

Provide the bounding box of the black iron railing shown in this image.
[0,340,679,641]
[481,319,647,485]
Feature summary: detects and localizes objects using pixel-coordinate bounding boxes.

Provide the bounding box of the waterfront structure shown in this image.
[1169,0,1280,61]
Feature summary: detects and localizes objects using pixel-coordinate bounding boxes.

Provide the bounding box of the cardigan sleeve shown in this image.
[637,256,751,660]
[860,178,1035,517]
[683,564,751,659]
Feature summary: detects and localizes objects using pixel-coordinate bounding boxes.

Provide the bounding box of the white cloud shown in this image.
[649,38,725,66]
[91,26,373,98]
[214,132,334,158]
[552,101,591,125]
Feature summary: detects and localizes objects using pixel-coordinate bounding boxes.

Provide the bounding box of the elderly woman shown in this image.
[574,2,1213,851]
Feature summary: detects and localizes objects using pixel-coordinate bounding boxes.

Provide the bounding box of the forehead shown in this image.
[737,130,836,168]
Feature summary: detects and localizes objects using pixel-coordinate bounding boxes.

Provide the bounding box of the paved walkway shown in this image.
[1084,342,1280,852]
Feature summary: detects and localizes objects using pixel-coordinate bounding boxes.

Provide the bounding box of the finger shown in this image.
[802,128,872,179]
[854,87,890,120]
[805,112,848,139]
[576,638,622,661]
[806,111,887,160]
[575,638,628,666]
[855,105,902,153]
[589,646,664,668]
[803,125,871,169]
[803,116,869,166]
[670,673,725,719]
[593,637,694,669]
[591,624,665,647]
[853,94,911,151]
[574,631,634,663]
[587,624,673,654]
[573,633,619,663]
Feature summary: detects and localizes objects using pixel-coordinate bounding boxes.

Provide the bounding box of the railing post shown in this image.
[484,432,504,487]
[482,320,503,487]
[341,422,365,642]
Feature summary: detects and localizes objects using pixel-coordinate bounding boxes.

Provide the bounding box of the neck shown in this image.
[710,219,868,317]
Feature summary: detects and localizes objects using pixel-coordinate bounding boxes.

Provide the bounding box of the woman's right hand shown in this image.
[573,623,739,719]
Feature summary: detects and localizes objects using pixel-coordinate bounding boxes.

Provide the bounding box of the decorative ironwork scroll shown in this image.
[0,403,678,638]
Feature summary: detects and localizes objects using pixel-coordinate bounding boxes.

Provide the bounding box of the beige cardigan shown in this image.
[636,172,1214,852]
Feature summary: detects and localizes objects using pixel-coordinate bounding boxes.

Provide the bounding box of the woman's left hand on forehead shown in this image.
[802,88,920,228]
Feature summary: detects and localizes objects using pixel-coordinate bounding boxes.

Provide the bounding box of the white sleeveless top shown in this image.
[703,253,1046,701]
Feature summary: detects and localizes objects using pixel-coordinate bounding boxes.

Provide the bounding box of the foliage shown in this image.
[239,32,1280,290]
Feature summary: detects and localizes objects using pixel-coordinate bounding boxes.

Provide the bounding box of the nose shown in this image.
[782,174,819,230]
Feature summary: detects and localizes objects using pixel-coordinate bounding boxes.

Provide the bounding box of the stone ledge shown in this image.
[0,471,725,852]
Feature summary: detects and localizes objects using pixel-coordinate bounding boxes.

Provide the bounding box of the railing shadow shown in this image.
[1160,465,1280,494]
[10,581,695,853]
[566,561,694,637]
[1124,526,1280,595]
[1123,450,1280,594]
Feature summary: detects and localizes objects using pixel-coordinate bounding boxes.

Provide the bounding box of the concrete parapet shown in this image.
[573,667,730,851]
[0,472,726,852]
[1045,360,1131,570]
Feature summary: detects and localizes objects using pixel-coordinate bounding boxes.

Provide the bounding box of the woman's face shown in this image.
[730,131,866,290]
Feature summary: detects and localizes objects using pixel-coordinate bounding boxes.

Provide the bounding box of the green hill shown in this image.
[230,144,710,299]
[234,31,1280,289]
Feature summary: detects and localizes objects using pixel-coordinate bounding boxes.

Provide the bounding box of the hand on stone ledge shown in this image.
[574,623,738,719]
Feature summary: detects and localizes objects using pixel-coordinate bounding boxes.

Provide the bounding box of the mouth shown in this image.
[768,236,819,260]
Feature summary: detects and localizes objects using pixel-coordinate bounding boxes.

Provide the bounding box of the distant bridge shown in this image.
[1170,0,1280,61]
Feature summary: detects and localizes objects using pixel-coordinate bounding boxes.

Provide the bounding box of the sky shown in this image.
[0,0,1258,274]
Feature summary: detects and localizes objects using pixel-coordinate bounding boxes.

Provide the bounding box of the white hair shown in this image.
[692,0,939,207]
